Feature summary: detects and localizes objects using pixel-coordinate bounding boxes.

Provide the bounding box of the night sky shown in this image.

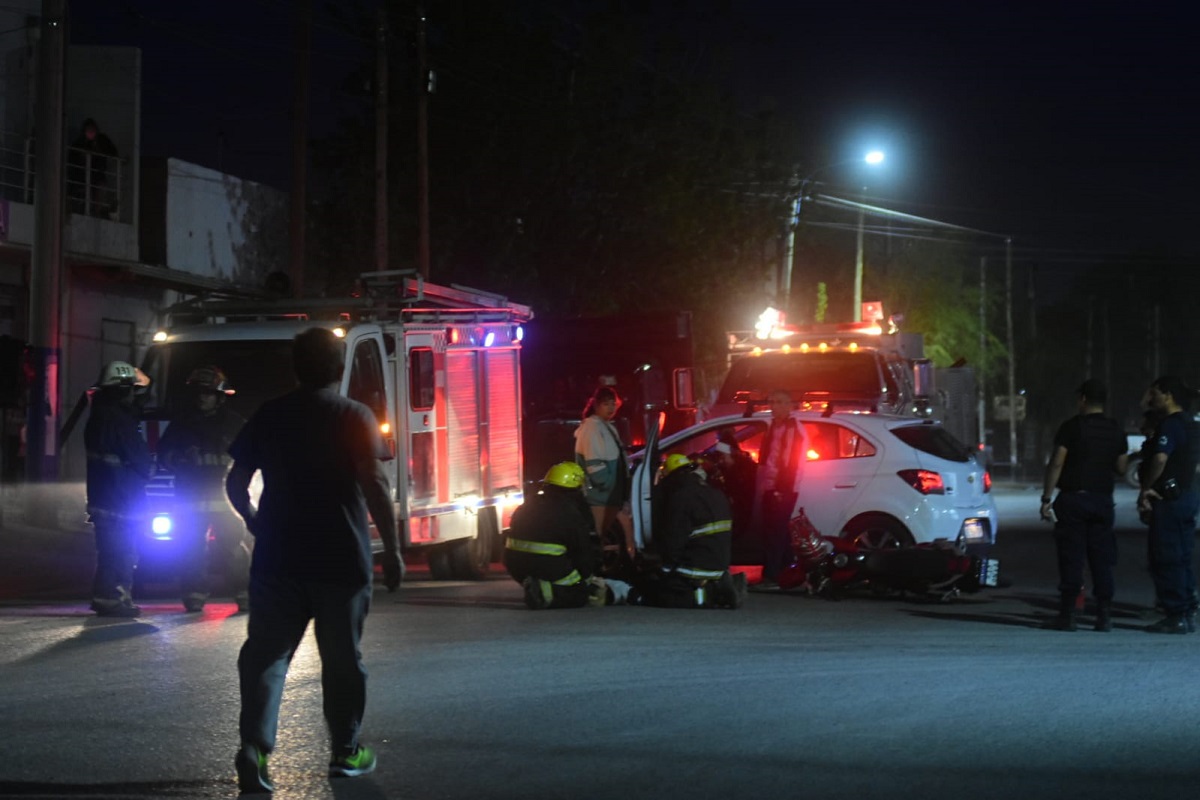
[69,1,1196,266]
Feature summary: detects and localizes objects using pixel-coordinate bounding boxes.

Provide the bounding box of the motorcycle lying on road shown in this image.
[775,510,1001,601]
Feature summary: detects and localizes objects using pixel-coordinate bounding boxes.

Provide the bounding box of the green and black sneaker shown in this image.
[235,742,274,794]
[329,745,377,778]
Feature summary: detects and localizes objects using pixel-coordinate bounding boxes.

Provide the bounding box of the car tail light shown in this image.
[897,469,945,495]
[983,470,992,493]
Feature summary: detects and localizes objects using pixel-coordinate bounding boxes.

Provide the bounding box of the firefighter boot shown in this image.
[1094,600,1113,633]
[183,593,208,613]
[522,577,552,610]
[711,571,747,609]
[1042,595,1078,632]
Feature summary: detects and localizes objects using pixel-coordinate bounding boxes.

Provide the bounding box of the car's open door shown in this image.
[631,411,664,551]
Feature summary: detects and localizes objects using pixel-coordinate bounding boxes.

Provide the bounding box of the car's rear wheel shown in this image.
[842,515,914,551]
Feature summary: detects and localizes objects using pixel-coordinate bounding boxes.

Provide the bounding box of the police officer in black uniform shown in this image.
[504,461,612,609]
[634,454,745,609]
[85,361,154,617]
[158,366,248,612]
[1039,379,1128,632]
[1137,375,1200,634]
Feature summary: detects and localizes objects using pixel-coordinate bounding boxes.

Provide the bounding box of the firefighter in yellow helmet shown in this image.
[632,452,745,609]
[504,462,630,608]
[157,365,249,612]
[85,360,154,617]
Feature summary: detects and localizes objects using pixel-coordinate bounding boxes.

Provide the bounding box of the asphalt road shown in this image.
[2,483,1199,800]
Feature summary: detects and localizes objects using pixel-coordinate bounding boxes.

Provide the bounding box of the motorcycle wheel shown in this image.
[841,515,914,552]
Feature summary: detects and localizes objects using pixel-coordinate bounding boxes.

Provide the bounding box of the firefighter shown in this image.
[157,366,249,612]
[633,454,746,609]
[85,360,154,617]
[504,462,625,609]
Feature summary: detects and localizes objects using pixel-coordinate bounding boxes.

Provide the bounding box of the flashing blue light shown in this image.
[515,325,524,342]
[484,331,496,347]
[151,514,173,539]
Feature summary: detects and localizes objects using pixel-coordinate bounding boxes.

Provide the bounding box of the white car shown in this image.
[630,410,997,554]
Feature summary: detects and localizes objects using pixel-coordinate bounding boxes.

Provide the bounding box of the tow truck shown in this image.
[712,308,978,447]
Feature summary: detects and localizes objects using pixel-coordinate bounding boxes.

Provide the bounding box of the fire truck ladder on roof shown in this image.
[161,269,533,326]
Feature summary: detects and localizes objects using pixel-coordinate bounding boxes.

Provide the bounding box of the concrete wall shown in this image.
[141,158,286,288]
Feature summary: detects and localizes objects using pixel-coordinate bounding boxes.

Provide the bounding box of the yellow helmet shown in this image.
[662,453,693,477]
[543,461,585,490]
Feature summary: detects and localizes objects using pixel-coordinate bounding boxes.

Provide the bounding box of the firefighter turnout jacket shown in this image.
[158,405,245,505]
[657,466,733,581]
[84,389,153,520]
[503,486,599,587]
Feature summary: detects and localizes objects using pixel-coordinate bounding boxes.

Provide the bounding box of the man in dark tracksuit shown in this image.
[1137,375,1200,634]
[225,327,403,793]
[1039,379,1128,632]
[85,361,154,617]
[504,462,603,609]
[635,454,744,609]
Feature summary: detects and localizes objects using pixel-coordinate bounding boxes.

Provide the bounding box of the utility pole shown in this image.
[853,202,865,322]
[374,8,388,274]
[27,0,66,483]
[977,256,986,450]
[1084,296,1094,380]
[416,4,431,281]
[1005,237,1017,477]
[781,188,799,313]
[289,0,311,297]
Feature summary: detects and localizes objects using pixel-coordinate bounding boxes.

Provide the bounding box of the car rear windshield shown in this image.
[890,424,972,463]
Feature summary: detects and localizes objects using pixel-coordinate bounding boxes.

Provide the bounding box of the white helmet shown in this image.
[95,360,148,388]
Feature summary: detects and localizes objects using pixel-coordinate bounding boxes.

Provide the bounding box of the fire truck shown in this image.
[714,309,978,446]
[136,270,531,582]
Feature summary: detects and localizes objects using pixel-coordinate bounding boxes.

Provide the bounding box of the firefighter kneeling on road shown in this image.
[632,454,746,609]
[504,462,631,609]
[157,366,249,612]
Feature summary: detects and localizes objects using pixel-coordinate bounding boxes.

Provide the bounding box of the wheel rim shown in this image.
[849,524,906,551]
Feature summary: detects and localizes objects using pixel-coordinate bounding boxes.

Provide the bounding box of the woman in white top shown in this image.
[574,386,634,558]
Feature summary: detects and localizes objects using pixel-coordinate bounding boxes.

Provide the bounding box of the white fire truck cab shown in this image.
[138,270,531,581]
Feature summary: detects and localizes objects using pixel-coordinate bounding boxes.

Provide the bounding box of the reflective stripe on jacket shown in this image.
[674,565,725,580]
[690,520,732,538]
[506,537,568,557]
[553,569,582,586]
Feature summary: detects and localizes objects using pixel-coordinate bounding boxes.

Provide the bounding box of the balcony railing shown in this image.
[0,129,128,221]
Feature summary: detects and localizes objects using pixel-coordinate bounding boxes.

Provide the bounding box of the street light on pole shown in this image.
[782,150,886,321]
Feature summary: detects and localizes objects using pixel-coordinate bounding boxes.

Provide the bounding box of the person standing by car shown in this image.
[575,385,634,559]
[1039,379,1128,632]
[157,365,248,613]
[633,453,744,608]
[754,389,806,588]
[504,461,628,608]
[224,327,403,794]
[1137,376,1200,634]
[84,361,154,618]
